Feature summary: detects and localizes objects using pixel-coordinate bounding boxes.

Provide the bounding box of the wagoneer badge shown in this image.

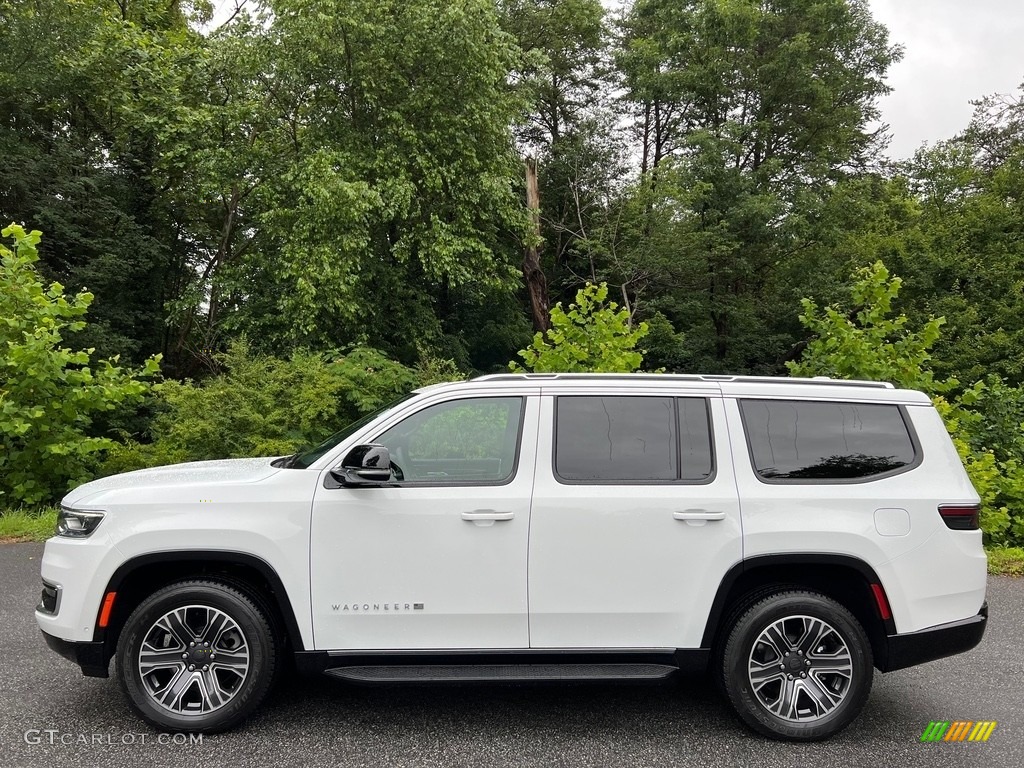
[332,603,424,611]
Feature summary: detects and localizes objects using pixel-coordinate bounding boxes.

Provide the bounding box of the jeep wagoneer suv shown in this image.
[37,374,987,740]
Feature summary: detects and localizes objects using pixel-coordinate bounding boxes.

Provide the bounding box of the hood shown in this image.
[62,457,284,508]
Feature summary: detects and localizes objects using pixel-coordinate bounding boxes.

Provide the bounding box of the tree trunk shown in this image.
[523,156,551,333]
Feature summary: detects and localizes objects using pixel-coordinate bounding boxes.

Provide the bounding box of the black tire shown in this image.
[116,580,277,733]
[720,590,873,741]
[206,574,290,691]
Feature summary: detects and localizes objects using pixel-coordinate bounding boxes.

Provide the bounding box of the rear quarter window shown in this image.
[738,399,919,483]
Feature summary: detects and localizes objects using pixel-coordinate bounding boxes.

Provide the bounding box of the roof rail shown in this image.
[470,373,895,389]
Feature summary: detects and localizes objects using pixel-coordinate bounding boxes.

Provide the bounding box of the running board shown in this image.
[325,663,678,684]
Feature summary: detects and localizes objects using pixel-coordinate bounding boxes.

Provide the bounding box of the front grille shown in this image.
[38,581,61,615]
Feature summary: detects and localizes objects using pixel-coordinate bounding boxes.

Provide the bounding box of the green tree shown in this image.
[610,0,901,372]
[787,260,1024,546]
[0,225,160,505]
[511,282,649,372]
[891,88,1024,386]
[0,0,216,372]
[215,0,529,366]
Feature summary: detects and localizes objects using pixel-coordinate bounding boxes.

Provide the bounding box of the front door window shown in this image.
[373,397,524,484]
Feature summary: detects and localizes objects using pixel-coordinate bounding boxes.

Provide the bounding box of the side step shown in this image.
[325,663,677,684]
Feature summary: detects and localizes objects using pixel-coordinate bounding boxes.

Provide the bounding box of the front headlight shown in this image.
[56,507,106,538]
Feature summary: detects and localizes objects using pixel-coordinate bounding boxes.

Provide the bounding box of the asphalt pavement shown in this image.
[1,541,1020,768]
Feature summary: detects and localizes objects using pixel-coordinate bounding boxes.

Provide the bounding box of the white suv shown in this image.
[36,373,988,741]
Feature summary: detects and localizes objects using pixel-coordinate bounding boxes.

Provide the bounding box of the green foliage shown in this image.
[788,260,1024,547]
[512,283,649,372]
[895,119,1024,386]
[0,225,160,505]
[102,341,456,472]
[787,261,948,393]
[0,0,215,370]
[606,0,901,371]
[939,382,1024,546]
[220,0,528,359]
[501,0,607,150]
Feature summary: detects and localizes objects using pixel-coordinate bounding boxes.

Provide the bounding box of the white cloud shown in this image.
[870,0,1024,158]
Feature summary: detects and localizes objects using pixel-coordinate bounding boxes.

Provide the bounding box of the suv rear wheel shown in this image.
[720,590,873,741]
[116,580,277,733]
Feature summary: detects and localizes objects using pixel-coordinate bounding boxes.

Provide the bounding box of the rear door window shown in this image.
[555,396,714,483]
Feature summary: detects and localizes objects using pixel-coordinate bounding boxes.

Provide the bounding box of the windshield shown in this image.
[283,394,416,469]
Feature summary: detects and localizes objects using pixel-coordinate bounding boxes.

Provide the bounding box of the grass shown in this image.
[987,546,1024,577]
[1,506,1023,577]
[0,508,58,542]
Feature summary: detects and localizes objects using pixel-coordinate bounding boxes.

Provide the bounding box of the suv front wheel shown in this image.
[721,590,873,741]
[116,580,277,733]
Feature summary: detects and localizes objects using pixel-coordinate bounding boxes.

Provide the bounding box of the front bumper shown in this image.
[880,602,988,672]
[41,631,109,678]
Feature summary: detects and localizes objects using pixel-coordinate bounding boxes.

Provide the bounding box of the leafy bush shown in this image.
[0,225,159,505]
[102,341,458,472]
[787,261,948,393]
[511,283,649,373]
[788,260,1024,546]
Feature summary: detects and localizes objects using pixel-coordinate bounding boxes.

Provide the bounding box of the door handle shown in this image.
[672,509,726,522]
[461,510,515,522]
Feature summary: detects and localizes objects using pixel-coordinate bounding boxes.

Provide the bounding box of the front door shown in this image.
[310,394,537,650]
[528,392,742,649]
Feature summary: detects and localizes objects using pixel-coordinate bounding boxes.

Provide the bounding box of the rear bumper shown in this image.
[41,631,109,678]
[881,602,987,672]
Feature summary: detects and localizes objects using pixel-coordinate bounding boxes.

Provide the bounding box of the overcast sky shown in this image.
[869,0,1024,158]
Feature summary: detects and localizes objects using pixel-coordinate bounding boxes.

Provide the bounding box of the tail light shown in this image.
[938,504,980,530]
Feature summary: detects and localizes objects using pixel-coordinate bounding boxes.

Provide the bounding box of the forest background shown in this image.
[2,0,1024,566]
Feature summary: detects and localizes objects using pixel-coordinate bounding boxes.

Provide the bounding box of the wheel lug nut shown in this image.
[210,653,216,659]
[797,650,803,655]
[188,664,195,671]
[805,660,810,665]
[801,672,807,678]
[203,665,209,671]
[189,642,195,647]
[204,642,210,647]
[182,653,188,659]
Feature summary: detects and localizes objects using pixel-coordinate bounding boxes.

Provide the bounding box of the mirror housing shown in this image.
[330,444,392,486]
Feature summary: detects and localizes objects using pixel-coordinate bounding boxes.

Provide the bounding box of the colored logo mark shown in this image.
[920,721,997,742]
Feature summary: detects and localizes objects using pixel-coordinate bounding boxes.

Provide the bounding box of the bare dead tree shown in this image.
[523,156,551,333]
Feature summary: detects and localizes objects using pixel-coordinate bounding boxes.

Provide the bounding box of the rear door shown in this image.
[528,389,742,649]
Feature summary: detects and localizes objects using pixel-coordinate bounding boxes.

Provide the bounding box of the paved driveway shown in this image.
[1,542,1020,767]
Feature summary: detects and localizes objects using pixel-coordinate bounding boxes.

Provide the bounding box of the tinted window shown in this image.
[373,397,524,484]
[678,397,714,480]
[739,400,917,481]
[555,396,713,483]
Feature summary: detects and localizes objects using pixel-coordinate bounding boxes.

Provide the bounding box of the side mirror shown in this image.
[330,444,392,487]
